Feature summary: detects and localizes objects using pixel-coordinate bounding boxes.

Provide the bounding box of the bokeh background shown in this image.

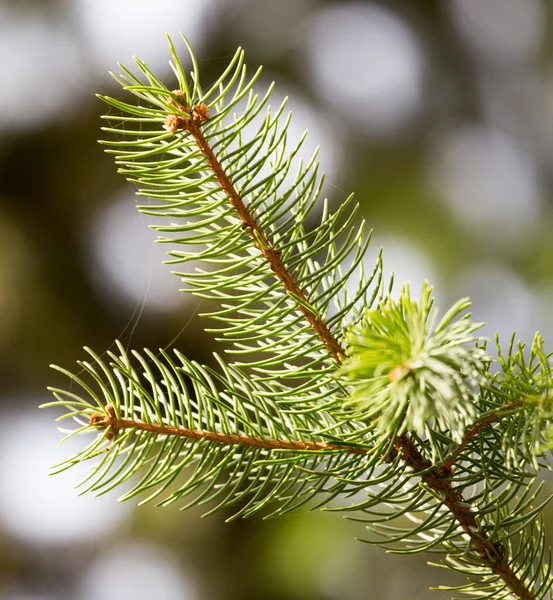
[1,0,553,598]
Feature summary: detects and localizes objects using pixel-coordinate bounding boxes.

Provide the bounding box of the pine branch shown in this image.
[89,403,366,454]
[173,108,344,363]
[85,401,538,598]
[116,105,540,597]
[341,290,552,598]
[45,345,374,518]
[44,35,553,599]
[395,434,534,600]
[166,89,520,592]
[97,40,380,384]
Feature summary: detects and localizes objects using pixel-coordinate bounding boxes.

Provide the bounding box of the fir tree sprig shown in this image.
[42,34,553,600]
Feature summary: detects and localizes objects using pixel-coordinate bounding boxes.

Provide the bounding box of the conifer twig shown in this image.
[168,103,345,363]
[89,404,368,454]
[395,434,534,600]
[142,105,537,599]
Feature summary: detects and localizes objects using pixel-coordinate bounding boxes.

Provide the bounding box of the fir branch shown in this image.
[174,105,345,363]
[44,35,553,599]
[84,399,537,598]
[97,44,377,385]
[395,434,534,600]
[171,96,512,575]
[45,344,374,518]
[89,403,367,454]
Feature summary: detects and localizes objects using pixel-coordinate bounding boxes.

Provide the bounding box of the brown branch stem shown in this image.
[90,406,367,454]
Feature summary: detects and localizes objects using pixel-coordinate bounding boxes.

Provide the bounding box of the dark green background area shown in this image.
[1,1,552,599]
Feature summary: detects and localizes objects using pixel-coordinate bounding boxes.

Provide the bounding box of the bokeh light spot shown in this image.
[303,3,424,136]
[451,0,545,66]
[432,125,541,246]
[73,0,214,75]
[454,262,535,343]
[79,541,197,600]
[0,408,131,546]
[0,7,84,131]
[86,194,188,314]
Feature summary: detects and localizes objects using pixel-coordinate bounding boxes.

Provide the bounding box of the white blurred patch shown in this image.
[431,125,541,246]
[0,408,131,546]
[379,236,440,301]
[303,3,424,136]
[479,71,553,175]
[0,7,84,131]
[86,194,190,314]
[451,0,545,66]
[454,262,535,343]
[79,541,197,600]
[72,0,214,74]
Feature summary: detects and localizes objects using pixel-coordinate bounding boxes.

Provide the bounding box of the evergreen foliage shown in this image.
[43,35,553,599]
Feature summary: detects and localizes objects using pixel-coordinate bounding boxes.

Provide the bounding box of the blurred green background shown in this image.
[1,0,553,598]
